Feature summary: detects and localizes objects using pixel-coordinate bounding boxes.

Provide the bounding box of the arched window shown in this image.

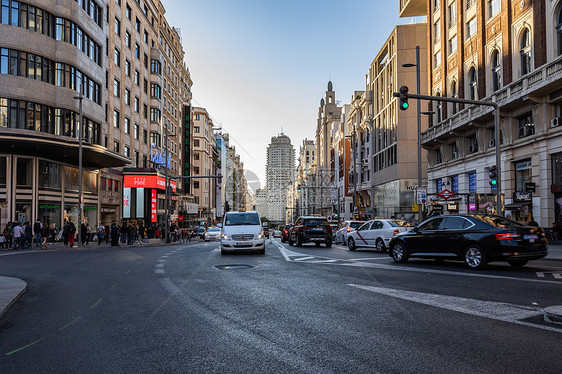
[451,81,458,114]
[520,28,531,75]
[491,50,501,91]
[469,67,477,100]
[557,7,562,56]
[436,92,442,123]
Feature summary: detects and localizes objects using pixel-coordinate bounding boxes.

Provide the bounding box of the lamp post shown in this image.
[73,93,84,248]
[344,135,352,220]
[403,45,422,223]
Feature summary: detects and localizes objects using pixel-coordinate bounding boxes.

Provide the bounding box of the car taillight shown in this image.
[284,229,288,234]
[347,227,351,232]
[393,229,400,236]
[495,233,520,241]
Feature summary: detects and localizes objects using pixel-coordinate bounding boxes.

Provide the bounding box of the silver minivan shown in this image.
[220,211,265,254]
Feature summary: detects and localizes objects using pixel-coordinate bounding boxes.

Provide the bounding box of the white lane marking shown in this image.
[554,273,562,279]
[349,257,388,261]
[161,255,169,259]
[348,284,562,334]
[293,256,316,262]
[155,263,164,268]
[157,259,166,263]
[154,269,165,274]
[308,260,339,263]
[537,272,545,278]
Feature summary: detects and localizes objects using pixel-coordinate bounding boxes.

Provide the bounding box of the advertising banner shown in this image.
[123,188,131,218]
[136,188,144,218]
[151,189,157,223]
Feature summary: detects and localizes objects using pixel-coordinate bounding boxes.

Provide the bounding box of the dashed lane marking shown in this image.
[90,298,102,309]
[4,338,46,356]
[536,272,562,279]
[109,282,118,290]
[57,317,82,331]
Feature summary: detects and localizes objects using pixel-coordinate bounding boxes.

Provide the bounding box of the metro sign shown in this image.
[438,189,455,200]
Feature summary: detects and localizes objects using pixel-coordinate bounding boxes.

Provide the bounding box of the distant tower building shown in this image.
[265,134,295,223]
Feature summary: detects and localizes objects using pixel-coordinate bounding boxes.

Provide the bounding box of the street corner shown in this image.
[0,276,28,320]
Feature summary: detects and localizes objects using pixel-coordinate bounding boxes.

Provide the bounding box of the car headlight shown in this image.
[221,234,230,240]
[257,233,264,239]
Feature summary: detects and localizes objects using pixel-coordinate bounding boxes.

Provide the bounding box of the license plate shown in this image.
[310,238,324,241]
[524,235,539,240]
[311,228,323,231]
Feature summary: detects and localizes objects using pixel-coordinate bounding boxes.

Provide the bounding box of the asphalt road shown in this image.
[0,239,561,373]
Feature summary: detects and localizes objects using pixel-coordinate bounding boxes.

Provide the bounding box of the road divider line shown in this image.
[90,298,102,309]
[57,316,82,331]
[124,270,131,275]
[294,256,316,262]
[5,337,46,356]
[109,282,118,290]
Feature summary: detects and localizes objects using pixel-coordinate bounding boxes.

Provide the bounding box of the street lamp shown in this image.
[73,93,84,248]
[164,126,177,244]
[402,45,423,223]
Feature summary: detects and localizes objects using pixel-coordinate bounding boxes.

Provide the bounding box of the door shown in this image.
[354,221,372,247]
[365,220,384,247]
[405,217,444,254]
[434,216,470,257]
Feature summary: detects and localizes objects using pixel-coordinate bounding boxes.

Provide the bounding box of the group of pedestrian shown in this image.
[108,221,147,247]
[1,220,58,250]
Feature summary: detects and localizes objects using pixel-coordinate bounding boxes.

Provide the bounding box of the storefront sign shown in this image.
[101,207,116,213]
[469,203,476,211]
[514,191,532,202]
[84,207,97,210]
[124,175,177,192]
[39,205,60,209]
[431,205,443,211]
[552,184,562,193]
[123,188,131,218]
[525,182,536,192]
[515,160,532,171]
[178,216,184,222]
[185,203,198,214]
[150,144,171,169]
[447,203,459,211]
[151,190,157,223]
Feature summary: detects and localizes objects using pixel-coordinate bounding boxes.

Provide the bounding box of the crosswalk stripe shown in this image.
[293,256,316,261]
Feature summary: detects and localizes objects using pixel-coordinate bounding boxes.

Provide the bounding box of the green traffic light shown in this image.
[401,102,409,110]
[491,180,497,185]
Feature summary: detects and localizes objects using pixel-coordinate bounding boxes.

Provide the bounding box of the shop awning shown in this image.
[505,202,531,210]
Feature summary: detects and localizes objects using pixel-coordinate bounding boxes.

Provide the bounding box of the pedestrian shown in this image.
[105,224,110,244]
[67,220,76,247]
[81,223,88,246]
[154,227,161,239]
[3,223,12,250]
[139,223,145,242]
[97,222,105,245]
[23,221,32,248]
[110,220,119,247]
[120,223,128,244]
[33,219,42,248]
[86,223,91,245]
[528,216,539,227]
[63,221,69,247]
[13,222,24,251]
[41,223,49,249]
[0,231,5,249]
[128,223,136,245]
[50,224,57,245]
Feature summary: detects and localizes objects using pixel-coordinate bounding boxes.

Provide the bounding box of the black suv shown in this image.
[289,216,332,247]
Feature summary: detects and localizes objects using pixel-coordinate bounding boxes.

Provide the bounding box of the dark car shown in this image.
[196,228,206,239]
[281,224,293,243]
[288,216,332,247]
[388,214,547,269]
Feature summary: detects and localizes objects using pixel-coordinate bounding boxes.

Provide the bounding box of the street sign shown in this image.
[412,204,419,212]
[438,189,454,200]
[416,187,427,205]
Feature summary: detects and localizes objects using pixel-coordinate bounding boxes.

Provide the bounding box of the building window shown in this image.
[194,181,199,189]
[466,0,475,10]
[143,129,147,144]
[557,7,562,56]
[434,50,441,68]
[124,145,130,157]
[134,96,139,112]
[113,78,120,97]
[124,117,130,134]
[135,43,140,59]
[469,67,477,100]
[125,31,131,48]
[113,140,119,153]
[126,4,131,20]
[194,139,200,147]
[518,112,535,138]
[125,59,131,76]
[114,17,120,36]
[435,92,442,123]
[114,48,120,66]
[452,176,459,193]
[520,28,531,76]
[150,107,161,122]
[194,152,200,160]
[468,172,477,193]
[434,19,441,43]
[113,109,119,128]
[435,149,443,164]
[488,0,500,19]
[124,88,130,105]
[451,81,458,114]
[449,34,457,55]
[134,123,139,139]
[448,1,457,28]
[491,50,501,91]
[451,143,458,159]
[467,16,476,38]
[134,70,139,85]
[194,126,200,133]
[515,160,532,192]
[468,135,478,153]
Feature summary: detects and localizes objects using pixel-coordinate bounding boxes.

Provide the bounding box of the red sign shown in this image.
[151,189,157,223]
[124,175,177,193]
[178,216,184,222]
[438,189,454,200]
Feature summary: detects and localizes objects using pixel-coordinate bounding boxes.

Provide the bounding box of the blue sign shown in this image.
[150,144,171,169]
[469,173,477,192]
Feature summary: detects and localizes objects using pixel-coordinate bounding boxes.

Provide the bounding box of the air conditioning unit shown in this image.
[452,151,458,159]
[551,117,561,128]
[489,139,495,147]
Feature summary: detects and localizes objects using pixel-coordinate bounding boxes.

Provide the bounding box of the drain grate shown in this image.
[215,264,254,270]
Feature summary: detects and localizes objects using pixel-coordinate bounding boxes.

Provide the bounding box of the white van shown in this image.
[220,211,265,254]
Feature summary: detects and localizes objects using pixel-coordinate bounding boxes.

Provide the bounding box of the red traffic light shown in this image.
[400,86,409,94]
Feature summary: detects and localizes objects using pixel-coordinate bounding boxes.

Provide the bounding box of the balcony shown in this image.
[399,0,426,18]
[421,55,562,146]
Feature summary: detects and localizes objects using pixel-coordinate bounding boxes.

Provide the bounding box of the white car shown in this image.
[204,227,221,241]
[220,211,265,254]
[334,221,366,244]
[273,230,282,238]
[347,219,414,252]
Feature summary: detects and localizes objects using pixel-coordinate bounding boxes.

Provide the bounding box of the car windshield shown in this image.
[350,222,364,229]
[224,213,260,226]
[387,220,413,227]
[303,219,328,227]
[208,228,220,232]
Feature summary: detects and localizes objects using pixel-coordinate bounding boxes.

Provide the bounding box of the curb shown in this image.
[0,277,27,320]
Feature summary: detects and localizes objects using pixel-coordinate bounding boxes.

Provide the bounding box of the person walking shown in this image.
[13,222,24,251]
[110,221,119,247]
[120,223,128,244]
[127,223,136,245]
[62,221,70,247]
[105,224,110,244]
[23,221,32,249]
[67,220,76,247]
[97,222,105,245]
[41,223,49,249]
[86,223,91,245]
[139,223,145,242]
[33,219,42,248]
[3,223,13,250]
[50,224,57,245]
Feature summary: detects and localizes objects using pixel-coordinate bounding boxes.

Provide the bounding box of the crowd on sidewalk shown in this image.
[1,219,197,251]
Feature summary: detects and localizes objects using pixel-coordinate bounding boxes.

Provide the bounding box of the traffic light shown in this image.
[488,165,497,186]
[297,186,301,193]
[399,86,409,111]
[334,212,339,219]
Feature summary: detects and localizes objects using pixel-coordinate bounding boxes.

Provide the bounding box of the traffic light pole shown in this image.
[394,92,502,216]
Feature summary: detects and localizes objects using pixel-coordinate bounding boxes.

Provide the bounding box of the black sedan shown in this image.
[388,214,547,269]
[288,216,332,247]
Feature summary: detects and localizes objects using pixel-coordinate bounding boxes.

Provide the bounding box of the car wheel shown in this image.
[288,236,294,246]
[315,242,321,247]
[464,245,487,269]
[347,237,356,251]
[326,240,332,248]
[375,238,386,253]
[391,242,409,263]
[507,259,528,268]
[296,235,303,247]
[220,249,226,255]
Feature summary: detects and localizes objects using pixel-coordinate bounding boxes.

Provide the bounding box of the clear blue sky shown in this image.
[164,0,421,186]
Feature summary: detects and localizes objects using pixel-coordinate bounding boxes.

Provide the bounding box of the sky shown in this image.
[164,0,421,188]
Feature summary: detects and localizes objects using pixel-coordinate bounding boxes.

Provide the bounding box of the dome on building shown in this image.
[320,98,325,107]
[328,81,333,91]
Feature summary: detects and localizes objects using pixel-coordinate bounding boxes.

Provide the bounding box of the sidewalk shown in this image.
[546,243,562,261]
